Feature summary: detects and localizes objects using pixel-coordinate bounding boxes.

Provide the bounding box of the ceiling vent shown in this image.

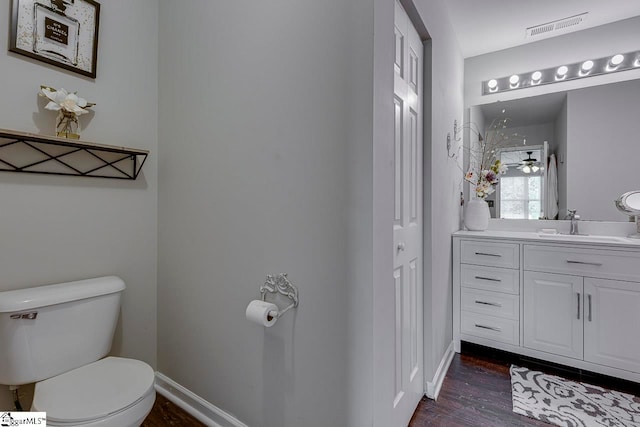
[526,12,588,39]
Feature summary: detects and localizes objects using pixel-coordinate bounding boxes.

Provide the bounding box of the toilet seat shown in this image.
[31,357,155,425]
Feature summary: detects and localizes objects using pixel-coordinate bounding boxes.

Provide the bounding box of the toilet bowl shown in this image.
[31,357,156,427]
[0,277,156,426]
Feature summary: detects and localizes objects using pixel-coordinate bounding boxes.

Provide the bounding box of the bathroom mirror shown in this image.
[468,77,640,222]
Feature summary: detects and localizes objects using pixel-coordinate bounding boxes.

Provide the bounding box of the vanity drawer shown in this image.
[461,264,519,294]
[461,311,519,345]
[461,288,519,320]
[524,245,640,282]
[461,241,519,269]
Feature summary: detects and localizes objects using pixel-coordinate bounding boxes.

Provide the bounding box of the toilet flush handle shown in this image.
[10,312,38,320]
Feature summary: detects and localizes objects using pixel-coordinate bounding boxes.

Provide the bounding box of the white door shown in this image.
[584,278,640,373]
[391,1,423,425]
[523,271,583,359]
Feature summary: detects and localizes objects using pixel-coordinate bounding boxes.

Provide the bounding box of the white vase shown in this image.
[464,198,490,231]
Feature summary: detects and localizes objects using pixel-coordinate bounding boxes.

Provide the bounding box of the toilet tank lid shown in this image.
[0,276,125,313]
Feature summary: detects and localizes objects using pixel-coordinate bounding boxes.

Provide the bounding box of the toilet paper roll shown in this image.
[245,300,278,327]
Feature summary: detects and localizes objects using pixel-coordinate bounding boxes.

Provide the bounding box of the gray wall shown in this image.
[508,124,555,151]
[0,0,158,409]
[555,99,568,218]
[157,1,372,425]
[157,0,465,424]
[413,0,464,387]
[567,80,640,221]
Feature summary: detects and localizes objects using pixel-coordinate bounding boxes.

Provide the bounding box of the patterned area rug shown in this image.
[510,365,640,427]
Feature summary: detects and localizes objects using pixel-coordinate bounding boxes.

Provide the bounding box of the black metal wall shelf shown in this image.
[0,128,148,180]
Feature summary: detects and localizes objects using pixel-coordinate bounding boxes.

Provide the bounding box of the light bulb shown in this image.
[532,165,540,173]
[522,166,531,174]
[610,54,624,67]
[487,79,498,90]
[531,71,542,84]
[581,60,594,73]
[556,65,568,76]
[509,75,520,87]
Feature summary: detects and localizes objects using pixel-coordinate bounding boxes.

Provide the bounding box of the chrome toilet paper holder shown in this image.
[260,273,299,319]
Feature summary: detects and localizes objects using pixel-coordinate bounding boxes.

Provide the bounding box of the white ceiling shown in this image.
[442,0,640,58]
[478,92,566,127]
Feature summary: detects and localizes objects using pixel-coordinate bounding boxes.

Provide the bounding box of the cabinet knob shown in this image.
[397,242,406,252]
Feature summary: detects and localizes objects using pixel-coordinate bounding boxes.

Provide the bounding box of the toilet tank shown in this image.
[0,276,125,385]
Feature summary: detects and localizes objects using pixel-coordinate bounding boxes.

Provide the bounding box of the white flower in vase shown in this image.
[39,85,95,139]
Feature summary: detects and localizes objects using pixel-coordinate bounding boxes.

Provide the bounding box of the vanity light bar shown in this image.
[482,50,640,95]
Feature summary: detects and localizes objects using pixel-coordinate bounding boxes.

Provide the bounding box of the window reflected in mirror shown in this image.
[489,146,548,220]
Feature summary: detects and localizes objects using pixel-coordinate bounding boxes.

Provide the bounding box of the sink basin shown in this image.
[537,233,628,243]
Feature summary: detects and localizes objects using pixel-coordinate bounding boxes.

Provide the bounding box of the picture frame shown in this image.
[9,0,100,78]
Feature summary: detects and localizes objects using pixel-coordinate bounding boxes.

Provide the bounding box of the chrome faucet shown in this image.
[567,209,580,235]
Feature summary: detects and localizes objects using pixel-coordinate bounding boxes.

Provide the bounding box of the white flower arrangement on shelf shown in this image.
[464,118,518,199]
[39,85,95,139]
[39,86,94,116]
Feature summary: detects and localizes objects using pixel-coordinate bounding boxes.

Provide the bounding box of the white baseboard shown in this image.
[425,341,455,400]
[154,372,248,427]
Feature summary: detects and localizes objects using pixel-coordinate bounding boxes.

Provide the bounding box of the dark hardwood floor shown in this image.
[409,346,548,426]
[142,393,205,427]
[143,343,638,427]
[409,342,639,426]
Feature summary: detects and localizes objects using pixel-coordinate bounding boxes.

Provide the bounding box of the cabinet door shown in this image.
[584,278,640,373]
[524,272,583,359]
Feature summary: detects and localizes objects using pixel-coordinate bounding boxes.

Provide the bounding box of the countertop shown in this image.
[453,229,640,249]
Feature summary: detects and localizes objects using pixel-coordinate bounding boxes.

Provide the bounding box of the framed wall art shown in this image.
[10,0,100,78]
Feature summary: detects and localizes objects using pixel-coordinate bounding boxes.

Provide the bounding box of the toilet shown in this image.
[0,276,155,426]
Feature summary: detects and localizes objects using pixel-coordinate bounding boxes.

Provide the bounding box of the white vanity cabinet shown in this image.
[453,231,640,383]
[458,240,520,346]
[583,278,640,373]
[523,271,584,359]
